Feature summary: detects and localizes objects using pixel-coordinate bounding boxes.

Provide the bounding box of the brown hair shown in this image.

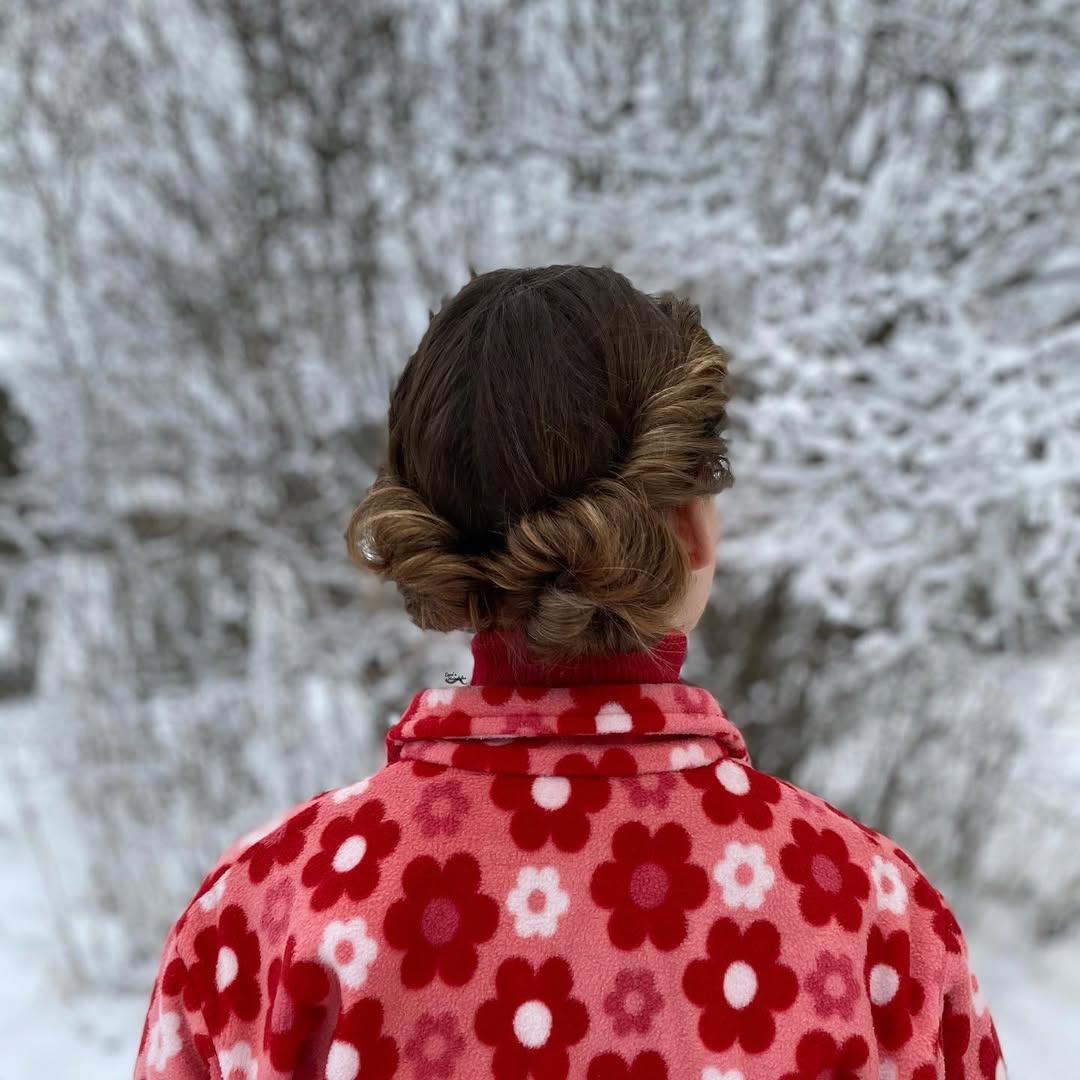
[346,265,733,658]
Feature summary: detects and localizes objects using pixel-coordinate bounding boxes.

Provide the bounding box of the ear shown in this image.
[668,497,716,571]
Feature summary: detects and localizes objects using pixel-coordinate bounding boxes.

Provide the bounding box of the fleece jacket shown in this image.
[133,628,1006,1080]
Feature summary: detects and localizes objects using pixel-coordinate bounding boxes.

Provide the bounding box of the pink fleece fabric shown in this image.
[133,631,1006,1080]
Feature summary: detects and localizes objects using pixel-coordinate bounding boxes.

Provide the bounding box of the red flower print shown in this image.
[475,956,589,1080]
[263,936,330,1071]
[556,685,665,736]
[625,773,677,809]
[552,748,638,777]
[482,685,549,707]
[892,847,964,953]
[327,998,398,1080]
[683,918,798,1055]
[591,822,709,951]
[603,968,664,1036]
[452,739,532,773]
[804,950,860,1020]
[383,853,499,988]
[413,776,470,837]
[259,876,296,945]
[864,926,926,1050]
[181,904,261,1037]
[912,1068,937,1080]
[778,1031,869,1080]
[684,760,782,830]
[915,875,964,953]
[979,1027,1005,1079]
[491,773,610,852]
[413,707,472,739]
[404,1011,466,1079]
[413,759,448,778]
[943,997,972,1080]
[780,819,870,931]
[587,1050,668,1080]
[239,804,317,884]
[300,799,400,911]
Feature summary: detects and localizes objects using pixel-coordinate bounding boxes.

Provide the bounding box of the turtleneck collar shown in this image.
[468,627,689,687]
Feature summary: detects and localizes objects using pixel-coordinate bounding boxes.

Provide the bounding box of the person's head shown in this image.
[347,265,733,659]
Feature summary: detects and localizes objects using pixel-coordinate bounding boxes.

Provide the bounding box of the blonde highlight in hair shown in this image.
[346,265,733,659]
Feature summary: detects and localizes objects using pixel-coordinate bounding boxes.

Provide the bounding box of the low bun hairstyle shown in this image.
[347,265,733,659]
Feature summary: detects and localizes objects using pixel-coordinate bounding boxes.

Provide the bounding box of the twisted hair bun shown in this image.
[346,265,733,658]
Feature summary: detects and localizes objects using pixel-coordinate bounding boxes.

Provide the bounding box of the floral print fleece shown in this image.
[134,630,1006,1080]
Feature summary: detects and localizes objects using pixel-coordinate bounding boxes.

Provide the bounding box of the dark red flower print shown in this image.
[683,918,798,1055]
[263,936,331,1071]
[864,926,926,1050]
[587,1050,668,1080]
[327,998,398,1080]
[553,748,638,777]
[891,845,960,951]
[384,853,499,988]
[556,685,665,736]
[239,803,317,884]
[259,876,296,945]
[912,1068,937,1080]
[413,776,470,838]
[181,904,261,1037]
[804,950,860,1020]
[591,821,709,951]
[603,968,664,1036]
[684,760,782,830]
[778,1031,869,1080]
[452,739,532,774]
[413,759,448,778]
[404,1011,467,1079]
[413,707,472,739]
[780,818,870,931]
[475,956,589,1080]
[980,1026,1005,1079]
[943,997,972,1080]
[491,773,610,852]
[625,773,677,809]
[913,873,964,953]
[300,799,400,912]
[482,685,549,707]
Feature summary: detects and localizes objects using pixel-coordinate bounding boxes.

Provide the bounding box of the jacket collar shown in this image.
[386,629,749,777]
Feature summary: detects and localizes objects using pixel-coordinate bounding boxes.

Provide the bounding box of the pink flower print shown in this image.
[603,968,664,1036]
[805,951,860,1021]
[413,777,471,838]
[625,774,677,809]
[260,877,296,945]
[404,1011,467,1079]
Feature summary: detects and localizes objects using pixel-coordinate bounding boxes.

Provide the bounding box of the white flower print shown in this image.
[712,842,775,911]
[331,777,371,803]
[878,1063,898,1080]
[319,917,379,988]
[217,1040,258,1080]
[971,972,988,1017]
[871,855,908,916]
[147,1011,182,1072]
[197,868,230,912]
[670,743,709,769]
[424,688,458,708]
[596,702,633,733]
[702,1068,745,1080]
[506,866,570,938]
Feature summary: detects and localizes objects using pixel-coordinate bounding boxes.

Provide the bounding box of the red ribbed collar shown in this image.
[468,628,689,687]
